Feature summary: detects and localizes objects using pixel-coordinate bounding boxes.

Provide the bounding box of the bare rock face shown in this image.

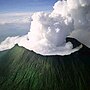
[0,38,90,90]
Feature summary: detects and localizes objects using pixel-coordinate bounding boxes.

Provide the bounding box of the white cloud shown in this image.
[0,0,90,56]
[0,36,20,51]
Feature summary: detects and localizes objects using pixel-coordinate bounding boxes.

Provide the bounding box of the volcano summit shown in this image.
[0,0,90,90]
[0,38,90,90]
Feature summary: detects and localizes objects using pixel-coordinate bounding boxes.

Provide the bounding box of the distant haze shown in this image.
[0,13,32,42]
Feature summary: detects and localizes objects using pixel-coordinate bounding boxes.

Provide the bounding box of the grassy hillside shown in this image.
[0,44,90,90]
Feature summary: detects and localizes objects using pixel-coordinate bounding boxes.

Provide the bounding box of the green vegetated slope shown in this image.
[0,43,90,90]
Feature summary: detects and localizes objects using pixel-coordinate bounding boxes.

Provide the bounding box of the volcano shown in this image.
[0,38,90,90]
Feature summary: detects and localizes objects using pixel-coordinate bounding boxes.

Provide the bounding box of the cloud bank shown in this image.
[0,12,32,25]
[0,0,90,56]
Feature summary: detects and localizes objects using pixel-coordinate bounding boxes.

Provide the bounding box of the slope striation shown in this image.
[0,38,90,90]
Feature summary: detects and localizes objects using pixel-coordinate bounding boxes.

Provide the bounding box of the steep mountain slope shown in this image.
[0,38,90,90]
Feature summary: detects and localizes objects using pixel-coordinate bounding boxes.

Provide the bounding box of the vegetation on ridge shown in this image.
[0,43,90,90]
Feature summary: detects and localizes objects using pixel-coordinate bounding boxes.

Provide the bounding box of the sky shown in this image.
[0,0,57,42]
[0,0,57,13]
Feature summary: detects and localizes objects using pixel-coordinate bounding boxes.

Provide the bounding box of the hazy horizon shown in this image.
[0,0,57,42]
